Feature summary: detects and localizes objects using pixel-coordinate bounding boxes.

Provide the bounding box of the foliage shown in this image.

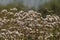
[39,0,60,15]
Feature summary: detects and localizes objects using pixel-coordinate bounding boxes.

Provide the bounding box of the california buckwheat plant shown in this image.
[0,8,60,40]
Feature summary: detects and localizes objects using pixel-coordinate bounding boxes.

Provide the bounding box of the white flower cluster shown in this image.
[0,8,60,40]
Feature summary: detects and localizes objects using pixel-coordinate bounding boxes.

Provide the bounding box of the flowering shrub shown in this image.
[0,8,60,40]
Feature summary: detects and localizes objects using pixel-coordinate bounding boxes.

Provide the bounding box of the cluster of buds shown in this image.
[0,8,60,40]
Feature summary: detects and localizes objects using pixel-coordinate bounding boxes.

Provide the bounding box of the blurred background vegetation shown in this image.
[38,0,60,15]
[0,0,60,15]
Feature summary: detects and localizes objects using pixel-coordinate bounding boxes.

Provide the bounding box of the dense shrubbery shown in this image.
[0,8,60,40]
[0,1,60,40]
